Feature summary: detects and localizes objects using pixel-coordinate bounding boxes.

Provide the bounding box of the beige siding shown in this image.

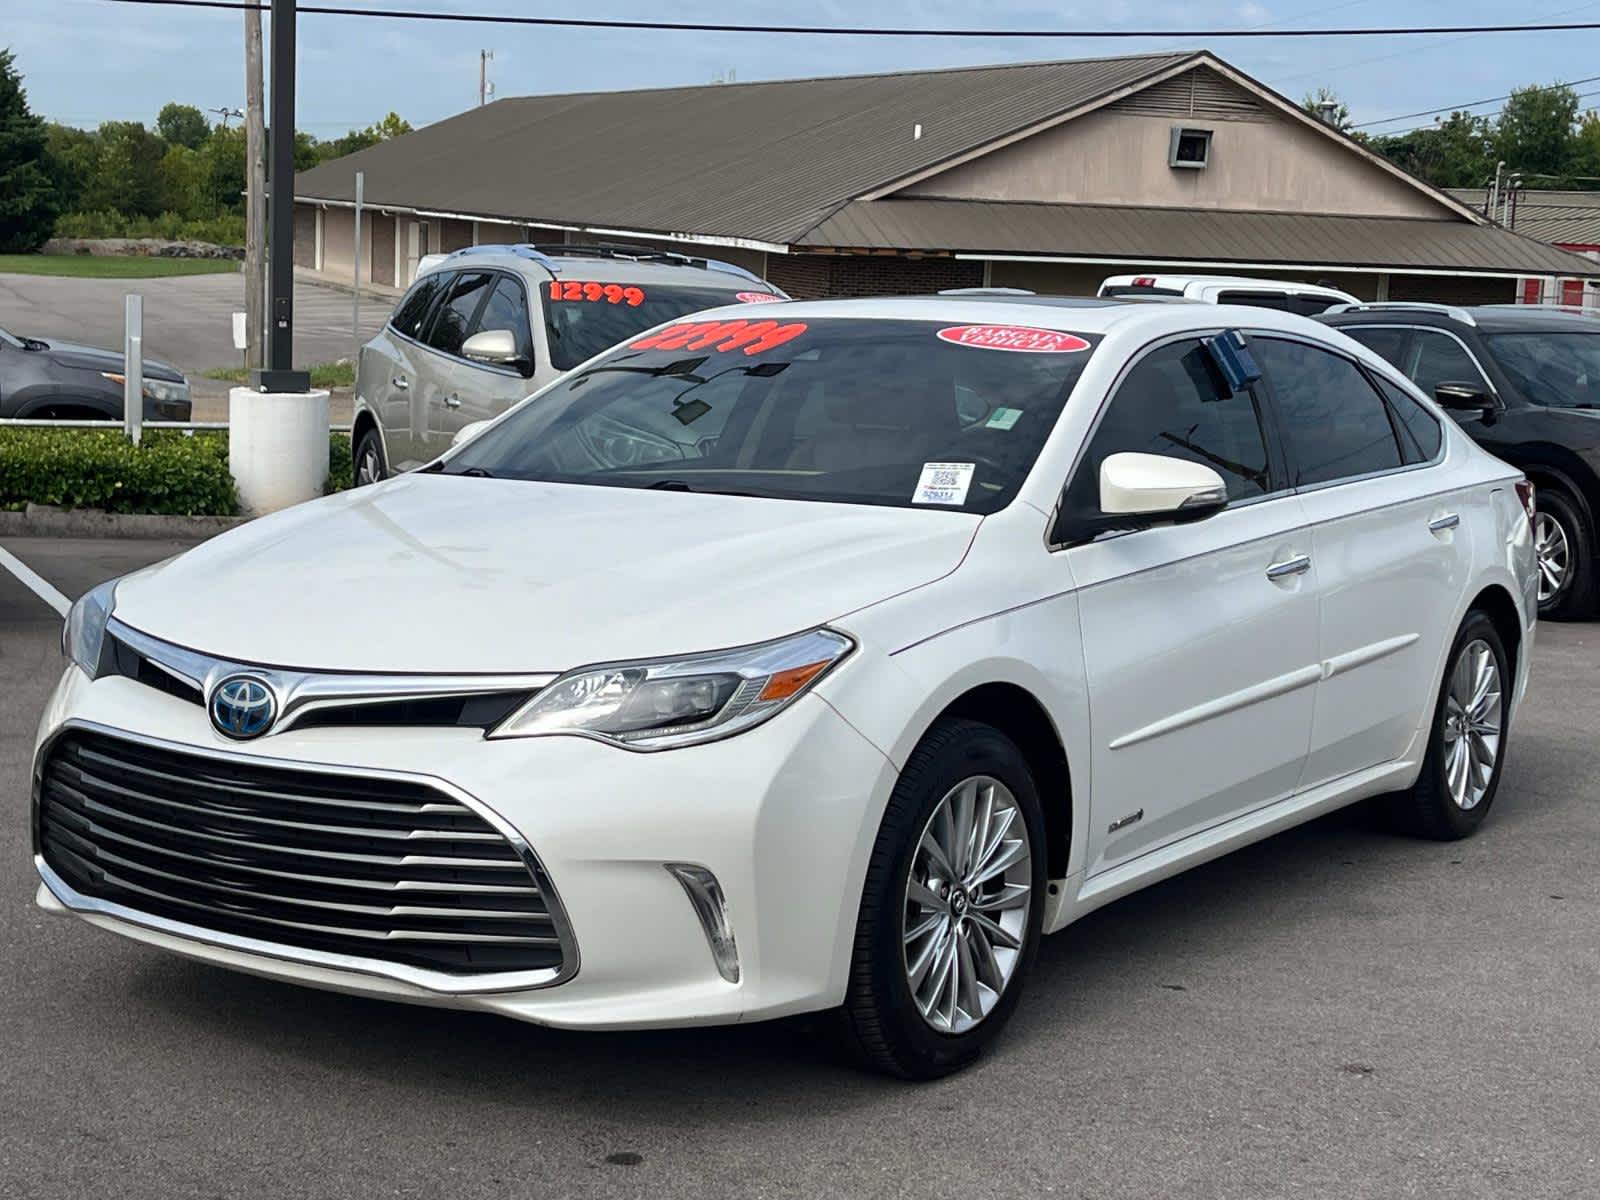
[902,91,1448,220]
[321,206,355,277]
[371,213,397,287]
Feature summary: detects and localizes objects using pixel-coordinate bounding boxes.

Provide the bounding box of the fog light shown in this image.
[665,863,740,984]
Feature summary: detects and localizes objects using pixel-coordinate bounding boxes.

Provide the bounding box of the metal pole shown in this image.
[352,170,364,370]
[258,0,308,393]
[244,4,267,372]
[124,294,144,447]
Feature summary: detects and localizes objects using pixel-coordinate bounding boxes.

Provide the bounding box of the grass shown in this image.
[203,361,357,389]
[0,254,239,279]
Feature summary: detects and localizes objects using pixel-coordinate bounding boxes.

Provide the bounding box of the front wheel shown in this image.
[836,718,1046,1079]
[1533,488,1594,619]
[1391,611,1511,840]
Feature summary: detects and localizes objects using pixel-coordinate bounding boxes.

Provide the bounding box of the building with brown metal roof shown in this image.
[294,50,1600,304]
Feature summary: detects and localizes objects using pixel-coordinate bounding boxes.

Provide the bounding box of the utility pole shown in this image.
[244,6,266,371]
[258,0,308,393]
[479,49,494,106]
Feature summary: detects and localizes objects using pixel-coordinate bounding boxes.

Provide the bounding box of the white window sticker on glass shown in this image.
[914,462,975,506]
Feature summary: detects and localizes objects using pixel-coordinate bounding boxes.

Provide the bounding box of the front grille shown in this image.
[36,730,565,978]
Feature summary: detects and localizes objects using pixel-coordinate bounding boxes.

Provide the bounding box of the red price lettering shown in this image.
[633,319,807,356]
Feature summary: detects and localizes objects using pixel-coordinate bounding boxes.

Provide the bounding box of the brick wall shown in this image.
[370,213,397,287]
[766,253,983,299]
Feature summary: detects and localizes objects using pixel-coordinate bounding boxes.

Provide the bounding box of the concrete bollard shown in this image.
[228,387,331,515]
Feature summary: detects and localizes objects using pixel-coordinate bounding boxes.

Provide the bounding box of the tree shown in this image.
[1301,86,1351,132]
[0,48,60,252]
[156,102,209,150]
[82,120,167,217]
[1370,111,1495,188]
[199,123,246,214]
[1496,82,1580,181]
[44,121,96,213]
[1571,111,1600,181]
[309,111,413,164]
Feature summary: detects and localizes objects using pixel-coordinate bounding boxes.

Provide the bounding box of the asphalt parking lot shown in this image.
[2,534,1597,1200]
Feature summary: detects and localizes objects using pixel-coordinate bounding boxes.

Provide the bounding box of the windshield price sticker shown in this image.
[913,462,975,506]
[632,318,808,356]
[735,291,784,304]
[549,280,647,307]
[936,325,1091,353]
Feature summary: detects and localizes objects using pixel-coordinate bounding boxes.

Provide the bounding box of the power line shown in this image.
[1355,74,1600,129]
[1377,87,1600,139]
[89,0,1600,38]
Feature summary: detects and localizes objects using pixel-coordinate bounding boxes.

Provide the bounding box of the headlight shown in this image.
[62,579,116,676]
[101,374,191,405]
[491,628,853,749]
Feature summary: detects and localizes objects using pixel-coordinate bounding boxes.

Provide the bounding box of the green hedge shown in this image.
[54,209,246,247]
[0,429,353,515]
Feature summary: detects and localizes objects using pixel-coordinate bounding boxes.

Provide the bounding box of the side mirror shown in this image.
[1100,452,1228,519]
[1434,381,1496,417]
[462,329,525,369]
[451,420,491,448]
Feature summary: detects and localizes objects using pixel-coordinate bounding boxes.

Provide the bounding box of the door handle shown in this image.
[1266,555,1311,581]
[391,376,409,390]
[443,394,462,409]
[1428,513,1461,532]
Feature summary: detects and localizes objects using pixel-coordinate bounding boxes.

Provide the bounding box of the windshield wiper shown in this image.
[439,465,496,478]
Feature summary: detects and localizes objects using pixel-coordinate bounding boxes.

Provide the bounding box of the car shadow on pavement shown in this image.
[118,779,1542,1109]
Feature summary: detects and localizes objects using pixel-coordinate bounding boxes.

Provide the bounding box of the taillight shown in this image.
[1515,479,1537,531]
[1133,276,1156,287]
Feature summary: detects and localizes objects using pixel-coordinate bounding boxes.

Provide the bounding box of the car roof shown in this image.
[674,293,1335,338]
[420,243,770,290]
[1101,273,1354,296]
[1320,303,1600,334]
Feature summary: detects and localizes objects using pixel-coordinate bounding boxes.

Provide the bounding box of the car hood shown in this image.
[112,473,980,672]
[41,340,185,382]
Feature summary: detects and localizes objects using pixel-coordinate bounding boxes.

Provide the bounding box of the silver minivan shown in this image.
[353,244,786,481]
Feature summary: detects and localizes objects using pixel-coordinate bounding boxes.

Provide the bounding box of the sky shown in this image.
[9,0,1600,140]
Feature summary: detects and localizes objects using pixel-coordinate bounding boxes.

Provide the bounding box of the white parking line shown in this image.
[0,543,71,617]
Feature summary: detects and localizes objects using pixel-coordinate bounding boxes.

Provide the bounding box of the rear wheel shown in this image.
[1533,488,1594,619]
[1391,611,1510,840]
[836,718,1045,1079]
[353,426,388,486]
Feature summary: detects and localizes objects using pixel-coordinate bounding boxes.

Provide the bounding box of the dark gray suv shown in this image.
[0,324,191,421]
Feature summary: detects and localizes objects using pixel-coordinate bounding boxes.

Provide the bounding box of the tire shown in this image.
[836,718,1046,1079]
[1533,487,1594,620]
[1391,611,1511,841]
[353,426,388,486]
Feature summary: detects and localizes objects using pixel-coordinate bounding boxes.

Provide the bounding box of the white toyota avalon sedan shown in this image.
[35,296,1538,1078]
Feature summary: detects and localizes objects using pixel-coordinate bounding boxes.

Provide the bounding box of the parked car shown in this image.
[1098,273,1358,313]
[1320,301,1600,618]
[38,296,1536,1078]
[0,324,190,421]
[352,244,787,483]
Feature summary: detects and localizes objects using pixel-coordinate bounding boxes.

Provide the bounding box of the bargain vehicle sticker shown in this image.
[913,462,975,506]
[735,291,784,304]
[632,318,808,356]
[549,280,646,307]
[936,325,1091,353]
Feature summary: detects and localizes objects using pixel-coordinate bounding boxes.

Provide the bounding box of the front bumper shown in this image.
[32,666,897,1029]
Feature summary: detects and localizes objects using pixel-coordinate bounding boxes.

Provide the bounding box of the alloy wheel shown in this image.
[902,774,1032,1035]
[1441,638,1502,811]
[1534,512,1570,603]
[356,444,383,486]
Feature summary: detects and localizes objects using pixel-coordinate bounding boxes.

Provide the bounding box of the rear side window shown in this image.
[391,273,446,338]
[1408,330,1491,399]
[1216,290,1290,311]
[423,272,494,357]
[1374,376,1443,462]
[473,275,535,369]
[1256,337,1402,486]
[1342,326,1409,368]
[1068,339,1272,510]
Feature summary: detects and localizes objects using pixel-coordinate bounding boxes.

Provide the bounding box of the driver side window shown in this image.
[1065,339,1273,519]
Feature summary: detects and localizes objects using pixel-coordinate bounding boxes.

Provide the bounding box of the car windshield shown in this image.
[445,316,1098,513]
[543,282,769,370]
[1485,331,1600,408]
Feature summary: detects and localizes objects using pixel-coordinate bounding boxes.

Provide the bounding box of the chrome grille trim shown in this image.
[105,618,558,733]
[33,719,579,995]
